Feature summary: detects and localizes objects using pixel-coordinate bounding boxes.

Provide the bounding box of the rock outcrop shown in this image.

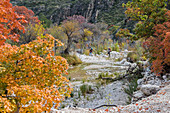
[131,68,170,103]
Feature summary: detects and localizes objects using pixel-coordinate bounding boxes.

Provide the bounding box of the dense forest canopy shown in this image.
[10,0,129,25]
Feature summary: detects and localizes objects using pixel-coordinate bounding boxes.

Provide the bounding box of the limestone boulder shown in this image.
[140,84,160,96]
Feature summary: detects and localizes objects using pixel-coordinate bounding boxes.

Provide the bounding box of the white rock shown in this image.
[163,75,167,82]
[124,61,131,66]
[120,59,127,64]
[140,84,160,96]
[147,80,156,85]
[133,90,144,99]
[137,78,143,85]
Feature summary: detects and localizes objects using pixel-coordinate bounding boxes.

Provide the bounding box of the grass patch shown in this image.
[80,84,94,97]
[97,72,120,85]
[124,78,138,104]
[124,78,138,96]
[62,54,82,65]
[114,57,124,62]
[98,72,115,78]
[127,52,139,63]
[67,63,91,80]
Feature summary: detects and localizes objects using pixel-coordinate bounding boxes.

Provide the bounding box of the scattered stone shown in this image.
[63,51,169,112]
[120,59,126,64]
[163,75,167,82]
[137,78,143,85]
[133,90,144,99]
[51,84,170,113]
[140,84,160,96]
[132,90,145,103]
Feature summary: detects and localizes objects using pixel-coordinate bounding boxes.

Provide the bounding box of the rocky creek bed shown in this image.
[58,50,136,109]
[52,50,170,112]
[52,83,170,113]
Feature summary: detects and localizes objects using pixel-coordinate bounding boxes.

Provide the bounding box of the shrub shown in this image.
[80,84,88,97]
[127,52,139,63]
[143,21,170,76]
[72,54,82,64]
[70,91,74,98]
[112,41,120,52]
[84,49,89,55]
[124,78,138,104]
[62,54,82,65]
[124,79,138,96]
[80,84,94,97]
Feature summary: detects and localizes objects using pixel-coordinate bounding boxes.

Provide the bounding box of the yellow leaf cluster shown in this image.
[83,29,93,37]
[0,34,72,112]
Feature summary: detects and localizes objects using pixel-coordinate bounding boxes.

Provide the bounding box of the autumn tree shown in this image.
[0,1,72,112]
[58,15,111,54]
[61,20,80,54]
[117,0,168,40]
[122,0,168,40]
[13,6,40,25]
[47,24,65,40]
[79,28,93,52]
[19,23,45,44]
[47,24,67,54]
[65,15,87,24]
[0,34,72,112]
[12,6,42,45]
[120,0,170,75]
[0,0,26,45]
[90,22,110,51]
[143,13,170,75]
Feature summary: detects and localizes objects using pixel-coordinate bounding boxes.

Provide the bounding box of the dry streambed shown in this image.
[52,84,170,113]
[59,51,133,109]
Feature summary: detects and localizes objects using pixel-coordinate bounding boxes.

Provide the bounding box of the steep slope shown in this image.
[11,0,129,25]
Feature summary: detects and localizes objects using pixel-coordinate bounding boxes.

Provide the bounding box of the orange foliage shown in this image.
[13,6,40,24]
[0,0,26,45]
[0,34,71,112]
[143,11,170,75]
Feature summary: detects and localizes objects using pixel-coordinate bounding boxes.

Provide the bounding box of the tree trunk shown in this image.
[15,102,20,113]
[64,37,72,54]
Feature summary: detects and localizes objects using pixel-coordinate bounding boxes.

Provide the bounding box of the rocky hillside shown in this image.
[11,0,129,25]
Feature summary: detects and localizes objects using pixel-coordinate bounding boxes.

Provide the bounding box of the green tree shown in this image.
[39,13,52,28]
[47,24,66,40]
[122,0,168,40]
[19,23,45,44]
[121,0,170,75]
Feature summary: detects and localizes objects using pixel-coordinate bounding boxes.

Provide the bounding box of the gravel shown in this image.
[51,83,170,113]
